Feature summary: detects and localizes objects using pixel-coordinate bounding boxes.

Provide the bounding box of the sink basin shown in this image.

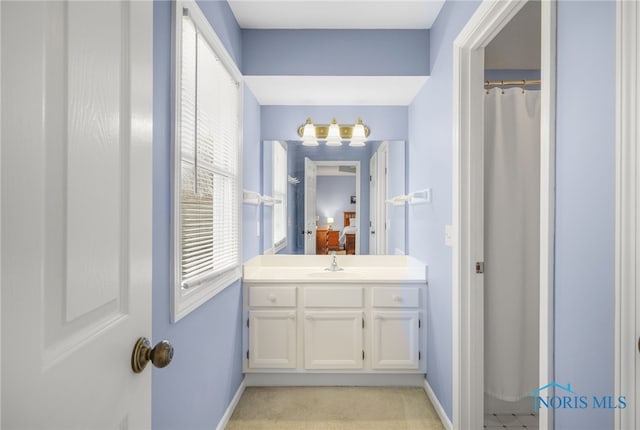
[307,270,361,278]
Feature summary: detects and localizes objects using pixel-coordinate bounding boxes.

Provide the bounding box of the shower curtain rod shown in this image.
[484,79,541,87]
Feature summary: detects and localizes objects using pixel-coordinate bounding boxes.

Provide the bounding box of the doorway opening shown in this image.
[452,1,556,429]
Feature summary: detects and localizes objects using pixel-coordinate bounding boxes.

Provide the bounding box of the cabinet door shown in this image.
[249,310,297,368]
[304,311,363,369]
[371,311,420,370]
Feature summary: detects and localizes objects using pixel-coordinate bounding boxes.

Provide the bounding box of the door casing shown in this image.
[614,1,639,428]
[451,1,557,429]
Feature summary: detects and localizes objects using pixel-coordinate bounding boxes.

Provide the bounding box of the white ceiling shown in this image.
[228,1,445,30]
[244,75,429,105]
[230,1,441,105]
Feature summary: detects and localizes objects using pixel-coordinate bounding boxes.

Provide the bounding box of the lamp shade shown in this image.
[301,118,319,146]
[349,118,367,147]
[327,217,334,224]
[325,118,342,146]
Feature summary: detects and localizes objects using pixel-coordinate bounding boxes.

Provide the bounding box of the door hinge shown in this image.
[418,319,421,329]
[247,318,250,328]
[419,351,421,361]
[370,175,372,182]
[246,350,249,360]
[362,350,365,360]
[475,262,485,274]
[362,318,365,329]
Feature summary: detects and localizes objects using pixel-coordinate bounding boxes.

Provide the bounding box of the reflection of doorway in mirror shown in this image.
[309,160,360,255]
[370,143,388,255]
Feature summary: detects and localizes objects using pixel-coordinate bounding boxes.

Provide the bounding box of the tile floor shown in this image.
[484,412,538,429]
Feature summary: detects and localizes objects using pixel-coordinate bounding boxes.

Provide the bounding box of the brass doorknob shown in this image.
[131,337,174,373]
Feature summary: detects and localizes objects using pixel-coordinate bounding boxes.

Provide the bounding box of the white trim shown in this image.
[452,1,556,429]
[244,372,424,387]
[171,0,244,322]
[215,378,246,430]
[538,2,557,429]
[615,1,638,429]
[0,0,3,422]
[423,379,453,430]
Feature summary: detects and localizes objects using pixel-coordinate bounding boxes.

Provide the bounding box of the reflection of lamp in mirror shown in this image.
[327,217,334,230]
[325,119,342,146]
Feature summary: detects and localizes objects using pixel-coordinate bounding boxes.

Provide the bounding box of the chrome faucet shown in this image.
[325,251,344,272]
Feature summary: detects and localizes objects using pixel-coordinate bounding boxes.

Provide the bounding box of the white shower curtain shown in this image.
[484,87,540,401]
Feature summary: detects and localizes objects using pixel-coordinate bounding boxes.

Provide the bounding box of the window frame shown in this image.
[171,0,243,322]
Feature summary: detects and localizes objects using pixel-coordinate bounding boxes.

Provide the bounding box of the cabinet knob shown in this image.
[392,295,402,302]
[267,294,276,302]
[288,313,295,320]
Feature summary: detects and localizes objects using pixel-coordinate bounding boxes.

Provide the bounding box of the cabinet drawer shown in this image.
[304,287,363,308]
[372,287,420,308]
[249,286,297,307]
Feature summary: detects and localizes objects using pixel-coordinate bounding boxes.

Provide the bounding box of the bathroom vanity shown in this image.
[242,255,428,385]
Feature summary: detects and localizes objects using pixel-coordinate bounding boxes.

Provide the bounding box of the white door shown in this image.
[249,310,297,369]
[1,1,154,428]
[304,157,317,254]
[369,153,378,254]
[378,144,389,254]
[304,311,364,369]
[371,311,420,370]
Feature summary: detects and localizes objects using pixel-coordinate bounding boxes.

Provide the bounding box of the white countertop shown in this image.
[243,255,428,284]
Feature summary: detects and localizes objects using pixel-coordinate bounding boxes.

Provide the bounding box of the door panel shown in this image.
[304,157,317,254]
[249,310,297,368]
[1,1,153,428]
[304,311,363,369]
[369,153,378,254]
[371,311,420,370]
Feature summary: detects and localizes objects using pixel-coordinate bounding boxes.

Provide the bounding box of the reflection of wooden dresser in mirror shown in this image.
[316,227,328,255]
[327,230,340,251]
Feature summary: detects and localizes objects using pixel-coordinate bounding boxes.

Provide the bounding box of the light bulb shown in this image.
[325,118,342,146]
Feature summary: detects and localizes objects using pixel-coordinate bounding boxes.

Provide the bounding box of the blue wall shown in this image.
[152,1,257,428]
[554,1,615,429]
[407,0,481,420]
[243,29,429,76]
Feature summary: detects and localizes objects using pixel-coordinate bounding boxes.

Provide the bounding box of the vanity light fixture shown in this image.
[297,117,370,147]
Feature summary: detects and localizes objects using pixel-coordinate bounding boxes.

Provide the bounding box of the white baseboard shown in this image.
[245,372,425,387]
[423,378,453,430]
[216,378,246,430]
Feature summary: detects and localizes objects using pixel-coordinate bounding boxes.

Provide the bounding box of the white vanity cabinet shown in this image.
[247,286,297,369]
[244,281,426,377]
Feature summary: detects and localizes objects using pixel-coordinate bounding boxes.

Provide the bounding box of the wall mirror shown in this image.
[262,140,407,255]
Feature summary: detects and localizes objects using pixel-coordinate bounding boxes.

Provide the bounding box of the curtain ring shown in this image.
[485,80,490,95]
[521,79,526,94]
[501,80,505,94]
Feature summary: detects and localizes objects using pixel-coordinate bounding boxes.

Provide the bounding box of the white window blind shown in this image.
[272,142,287,250]
[178,12,240,290]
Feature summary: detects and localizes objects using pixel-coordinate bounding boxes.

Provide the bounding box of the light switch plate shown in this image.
[445,224,453,247]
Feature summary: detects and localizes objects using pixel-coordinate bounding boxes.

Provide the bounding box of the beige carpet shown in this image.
[226,387,445,430]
